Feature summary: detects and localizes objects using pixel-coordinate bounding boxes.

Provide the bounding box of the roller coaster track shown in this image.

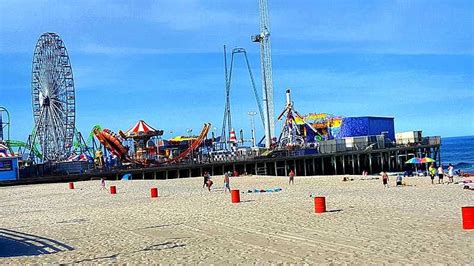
[167,123,211,164]
[5,140,43,159]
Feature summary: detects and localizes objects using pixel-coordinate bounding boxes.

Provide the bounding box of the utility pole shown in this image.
[252,0,275,149]
[248,111,257,148]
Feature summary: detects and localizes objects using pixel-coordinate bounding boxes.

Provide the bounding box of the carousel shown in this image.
[120,120,163,162]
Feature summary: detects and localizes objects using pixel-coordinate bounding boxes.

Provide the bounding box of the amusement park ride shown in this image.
[277,89,319,148]
[29,32,76,162]
[0,107,10,142]
[1,32,212,168]
[253,0,276,149]
[1,33,82,163]
[221,46,265,150]
[1,1,348,175]
[91,120,211,167]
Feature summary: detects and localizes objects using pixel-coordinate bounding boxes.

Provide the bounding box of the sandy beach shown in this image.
[0,175,473,264]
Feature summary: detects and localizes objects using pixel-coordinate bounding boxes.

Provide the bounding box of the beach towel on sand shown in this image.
[246,188,282,193]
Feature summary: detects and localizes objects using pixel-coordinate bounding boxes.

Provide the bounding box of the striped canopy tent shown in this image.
[66,153,92,162]
[123,120,163,139]
[0,151,14,158]
[0,143,14,157]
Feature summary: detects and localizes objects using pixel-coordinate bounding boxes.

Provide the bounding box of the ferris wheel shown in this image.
[30,32,75,162]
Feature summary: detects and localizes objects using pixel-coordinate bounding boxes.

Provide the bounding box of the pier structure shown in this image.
[0,137,441,186]
[102,142,441,181]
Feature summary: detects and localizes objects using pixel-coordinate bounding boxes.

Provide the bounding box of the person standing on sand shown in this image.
[206,177,213,192]
[438,165,444,184]
[396,174,403,186]
[223,173,231,193]
[429,164,436,184]
[447,163,454,183]
[203,171,210,188]
[289,169,295,185]
[100,177,106,190]
[382,171,389,188]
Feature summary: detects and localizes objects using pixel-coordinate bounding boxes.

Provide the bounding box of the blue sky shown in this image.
[0,0,473,142]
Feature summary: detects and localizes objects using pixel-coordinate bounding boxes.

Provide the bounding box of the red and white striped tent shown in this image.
[0,152,14,158]
[0,143,14,157]
[66,153,92,162]
[124,120,163,138]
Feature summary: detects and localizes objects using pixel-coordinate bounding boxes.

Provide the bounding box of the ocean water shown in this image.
[441,135,474,173]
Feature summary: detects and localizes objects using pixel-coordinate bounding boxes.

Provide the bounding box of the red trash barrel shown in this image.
[69,182,74,189]
[110,186,117,194]
[314,197,326,213]
[231,189,240,203]
[151,188,158,198]
[462,206,474,230]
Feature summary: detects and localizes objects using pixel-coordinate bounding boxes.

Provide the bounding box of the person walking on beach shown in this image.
[100,177,106,190]
[447,163,454,183]
[223,172,231,193]
[382,171,389,188]
[203,172,213,192]
[206,177,213,192]
[396,174,403,186]
[203,171,210,189]
[429,164,436,184]
[438,165,444,184]
[289,169,295,185]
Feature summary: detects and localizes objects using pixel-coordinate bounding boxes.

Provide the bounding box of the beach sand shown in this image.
[0,175,473,264]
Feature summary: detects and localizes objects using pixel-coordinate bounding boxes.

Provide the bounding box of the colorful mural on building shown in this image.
[293,113,395,142]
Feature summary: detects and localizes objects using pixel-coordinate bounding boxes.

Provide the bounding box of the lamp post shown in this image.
[213,127,217,150]
[186,128,193,163]
[248,111,257,148]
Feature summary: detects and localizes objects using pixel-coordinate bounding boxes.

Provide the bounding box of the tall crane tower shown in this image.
[252,0,275,149]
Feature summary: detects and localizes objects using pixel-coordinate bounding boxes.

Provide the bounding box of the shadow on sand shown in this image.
[0,228,74,257]
[239,200,256,203]
[326,209,343,213]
